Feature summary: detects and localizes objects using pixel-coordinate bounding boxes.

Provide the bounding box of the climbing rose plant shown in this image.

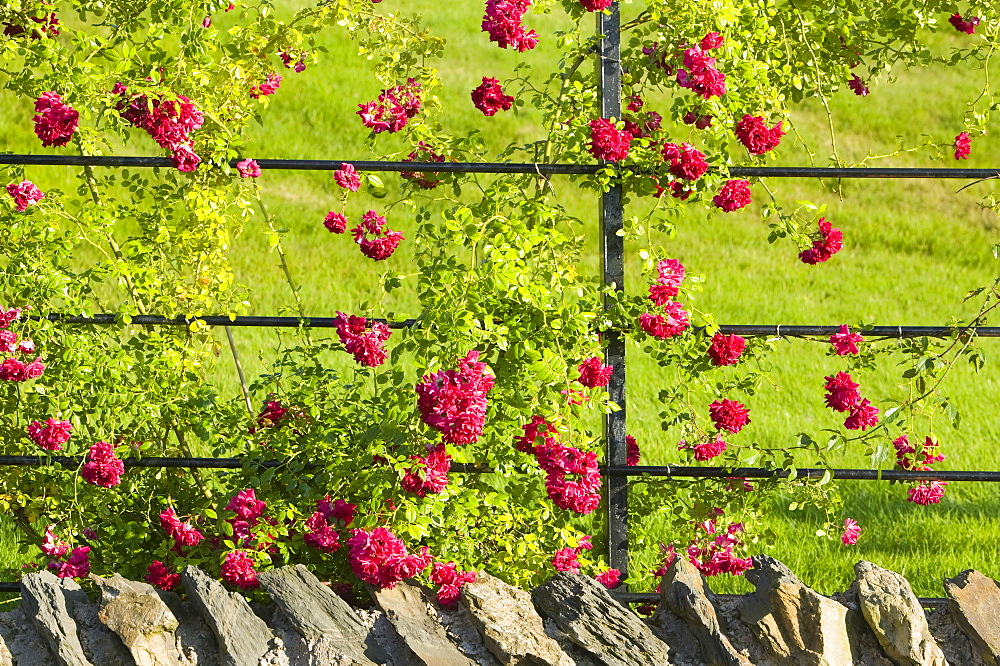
[1,0,999,599]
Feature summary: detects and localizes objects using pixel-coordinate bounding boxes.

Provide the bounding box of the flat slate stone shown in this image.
[461,572,572,666]
[662,557,750,666]
[370,579,476,666]
[828,587,895,666]
[93,574,182,666]
[155,591,220,666]
[257,565,385,665]
[854,561,946,666]
[20,571,94,666]
[646,604,706,666]
[737,555,858,666]
[943,569,1000,663]
[944,570,1000,664]
[67,593,135,666]
[531,572,672,666]
[180,566,272,666]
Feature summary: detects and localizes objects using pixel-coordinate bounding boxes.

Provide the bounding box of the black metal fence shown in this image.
[2,3,999,601]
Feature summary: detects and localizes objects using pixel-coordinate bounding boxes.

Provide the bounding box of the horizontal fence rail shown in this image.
[0,154,600,174]
[607,466,1000,482]
[2,455,994,482]
[31,313,422,329]
[27,314,1000,338]
[0,455,490,474]
[4,154,1000,179]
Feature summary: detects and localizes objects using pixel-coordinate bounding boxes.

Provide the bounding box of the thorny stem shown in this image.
[227,326,256,417]
[793,11,841,170]
[173,427,213,500]
[621,11,651,32]
[76,148,146,310]
[251,184,315,351]
[286,0,338,29]
[534,46,591,195]
[846,279,1000,446]
[967,40,997,118]
[251,183,309,315]
[859,143,927,166]
[9,500,41,542]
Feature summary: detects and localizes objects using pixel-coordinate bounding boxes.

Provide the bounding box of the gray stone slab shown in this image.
[662,557,750,666]
[370,579,476,666]
[945,569,1000,664]
[854,560,947,666]
[155,591,220,666]
[531,572,672,666]
[93,573,183,666]
[736,555,858,666]
[925,605,982,666]
[67,594,135,666]
[258,565,386,665]
[0,621,13,666]
[829,586,895,666]
[646,604,708,666]
[20,571,94,666]
[180,566,272,666]
[460,572,572,666]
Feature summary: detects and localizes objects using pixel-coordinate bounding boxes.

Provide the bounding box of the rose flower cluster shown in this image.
[401,443,452,498]
[799,218,843,265]
[0,308,45,381]
[357,79,423,134]
[707,333,746,366]
[351,211,404,261]
[33,92,79,147]
[734,114,785,155]
[303,496,356,554]
[471,77,514,116]
[481,0,538,52]
[893,435,948,505]
[588,118,632,162]
[41,525,91,579]
[517,417,602,514]
[551,534,593,572]
[6,181,45,212]
[639,258,691,340]
[652,513,752,579]
[685,517,753,576]
[333,312,392,367]
[27,418,72,451]
[146,488,305,591]
[676,33,727,99]
[416,351,495,445]
[346,527,434,589]
[824,372,879,431]
[115,84,205,172]
[324,164,405,261]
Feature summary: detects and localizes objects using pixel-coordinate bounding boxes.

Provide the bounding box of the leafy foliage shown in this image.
[1,0,999,594]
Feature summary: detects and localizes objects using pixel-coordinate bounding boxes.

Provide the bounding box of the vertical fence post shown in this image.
[597,3,629,585]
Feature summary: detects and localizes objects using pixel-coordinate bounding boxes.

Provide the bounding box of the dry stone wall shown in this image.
[1,558,997,665]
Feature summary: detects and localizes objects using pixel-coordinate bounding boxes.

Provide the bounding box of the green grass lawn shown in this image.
[4,0,1000,597]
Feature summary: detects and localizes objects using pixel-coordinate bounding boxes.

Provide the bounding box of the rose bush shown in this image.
[1,0,999,600]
